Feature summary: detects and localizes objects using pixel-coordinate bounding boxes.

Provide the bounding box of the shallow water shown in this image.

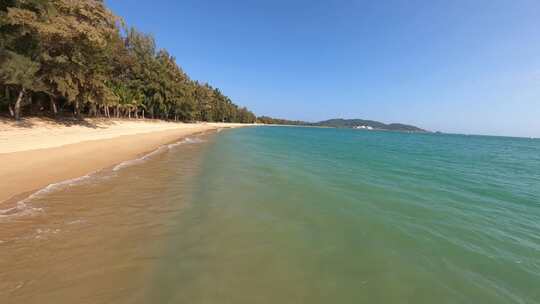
[1,127,540,303]
[0,135,212,303]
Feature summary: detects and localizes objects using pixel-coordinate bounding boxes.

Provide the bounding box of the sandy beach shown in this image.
[0,118,246,204]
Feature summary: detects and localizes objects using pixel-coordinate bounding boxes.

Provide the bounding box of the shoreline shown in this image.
[0,118,248,204]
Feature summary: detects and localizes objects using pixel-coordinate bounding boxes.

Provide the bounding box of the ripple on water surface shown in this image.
[1,128,540,304]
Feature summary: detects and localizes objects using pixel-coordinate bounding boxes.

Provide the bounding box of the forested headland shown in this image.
[0,0,256,123]
[258,117,427,132]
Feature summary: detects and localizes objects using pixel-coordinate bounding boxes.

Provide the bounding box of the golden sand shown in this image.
[0,118,247,203]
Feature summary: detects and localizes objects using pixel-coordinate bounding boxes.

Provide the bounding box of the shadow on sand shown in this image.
[0,115,119,129]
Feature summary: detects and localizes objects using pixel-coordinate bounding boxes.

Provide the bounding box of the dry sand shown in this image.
[0,118,247,203]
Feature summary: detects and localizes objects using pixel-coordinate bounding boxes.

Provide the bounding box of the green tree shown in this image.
[1,0,256,123]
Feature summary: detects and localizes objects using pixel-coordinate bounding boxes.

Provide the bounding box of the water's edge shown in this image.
[0,128,223,221]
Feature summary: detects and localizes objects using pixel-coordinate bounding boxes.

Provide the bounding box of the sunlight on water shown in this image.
[1,127,539,304]
[152,127,540,303]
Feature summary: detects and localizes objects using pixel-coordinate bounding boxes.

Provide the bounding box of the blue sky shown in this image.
[106,0,540,137]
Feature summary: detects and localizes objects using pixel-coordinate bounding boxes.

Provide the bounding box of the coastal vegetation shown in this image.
[256,116,307,126]
[0,0,256,123]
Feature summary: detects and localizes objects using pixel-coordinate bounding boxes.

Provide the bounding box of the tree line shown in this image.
[256,116,308,125]
[0,0,256,123]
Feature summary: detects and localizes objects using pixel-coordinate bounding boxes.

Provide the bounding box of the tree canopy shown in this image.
[0,0,256,123]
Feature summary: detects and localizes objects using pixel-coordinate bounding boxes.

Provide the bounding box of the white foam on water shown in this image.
[0,167,105,222]
[113,136,205,171]
[112,146,168,171]
[23,171,99,202]
[0,172,102,221]
[34,228,61,240]
[174,137,205,147]
[1,136,207,221]
[0,201,43,221]
[66,219,86,225]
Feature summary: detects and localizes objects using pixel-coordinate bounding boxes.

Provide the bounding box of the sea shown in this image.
[1,126,539,303]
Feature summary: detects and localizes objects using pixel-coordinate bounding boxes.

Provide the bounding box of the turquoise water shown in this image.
[147,127,540,303]
[3,126,540,303]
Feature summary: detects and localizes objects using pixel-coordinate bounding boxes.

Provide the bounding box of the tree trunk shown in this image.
[89,104,97,117]
[50,98,58,116]
[14,89,25,121]
[142,109,145,119]
[6,87,14,117]
[116,106,120,118]
[74,100,80,117]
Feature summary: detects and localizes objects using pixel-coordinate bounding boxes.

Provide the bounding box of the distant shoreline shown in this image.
[264,124,540,139]
[0,118,249,204]
[257,118,427,132]
[259,123,428,133]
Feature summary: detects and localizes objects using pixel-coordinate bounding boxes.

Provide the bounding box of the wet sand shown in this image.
[0,118,247,203]
[0,133,212,303]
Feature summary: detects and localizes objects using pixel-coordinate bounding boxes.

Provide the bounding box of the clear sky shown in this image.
[106,0,540,137]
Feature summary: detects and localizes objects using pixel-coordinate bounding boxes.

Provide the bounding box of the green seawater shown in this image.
[150,127,540,303]
[3,126,539,304]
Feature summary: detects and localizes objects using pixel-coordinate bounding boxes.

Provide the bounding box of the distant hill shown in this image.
[257,116,427,132]
[314,119,427,132]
